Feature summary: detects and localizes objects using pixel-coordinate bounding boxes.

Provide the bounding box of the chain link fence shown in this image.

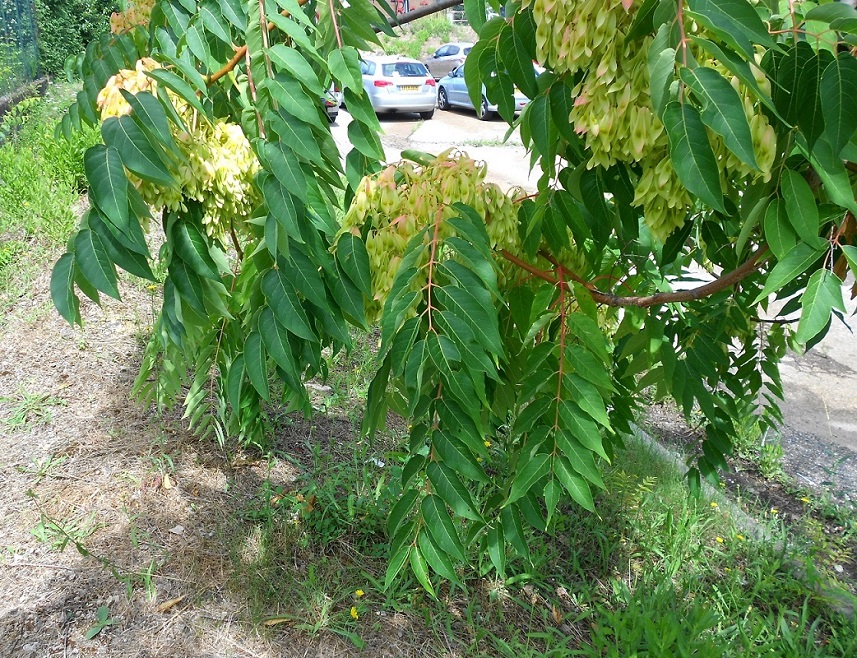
[1,0,40,99]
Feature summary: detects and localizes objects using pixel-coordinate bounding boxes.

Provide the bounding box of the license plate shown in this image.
[399,85,420,92]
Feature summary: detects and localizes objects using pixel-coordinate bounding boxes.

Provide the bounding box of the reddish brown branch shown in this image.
[500,247,771,308]
[205,0,461,87]
[230,224,245,261]
[553,266,567,432]
[205,0,310,86]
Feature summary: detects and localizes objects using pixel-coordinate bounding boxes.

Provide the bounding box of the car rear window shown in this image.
[381,62,429,77]
[463,47,472,55]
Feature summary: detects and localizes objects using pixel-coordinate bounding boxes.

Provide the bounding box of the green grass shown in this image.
[0,82,99,299]
[0,386,66,431]
[226,352,857,656]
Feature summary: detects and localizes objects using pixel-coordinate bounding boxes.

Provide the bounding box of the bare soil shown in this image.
[0,264,439,657]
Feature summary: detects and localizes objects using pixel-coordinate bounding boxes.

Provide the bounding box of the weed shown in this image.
[19,453,69,483]
[0,388,66,430]
[31,510,99,550]
[84,606,117,640]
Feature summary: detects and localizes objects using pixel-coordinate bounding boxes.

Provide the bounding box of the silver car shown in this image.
[436,64,530,121]
[424,42,473,80]
[360,55,437,120]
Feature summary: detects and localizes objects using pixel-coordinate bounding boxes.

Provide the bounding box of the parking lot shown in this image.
[330,106,539,191]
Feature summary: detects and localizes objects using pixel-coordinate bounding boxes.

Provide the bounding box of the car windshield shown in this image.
[381,62,428,78]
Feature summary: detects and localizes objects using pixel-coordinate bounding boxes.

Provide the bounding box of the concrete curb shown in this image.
[629,425,857,620]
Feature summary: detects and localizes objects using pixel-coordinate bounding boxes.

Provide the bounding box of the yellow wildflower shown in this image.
[484,440,492,448]
[736,534,745,541]
[771,508,778,515]
[715,537,724,544]
[350,606,359,620]
[801,497,810,504]
[355,589,365,598]
[710,502,719,509]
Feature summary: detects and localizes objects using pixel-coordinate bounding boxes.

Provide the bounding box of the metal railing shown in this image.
[0,0,40,99]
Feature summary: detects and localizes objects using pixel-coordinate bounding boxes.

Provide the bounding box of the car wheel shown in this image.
[478,97,493,121]
[437,87,449,111]
[419,108,435,120]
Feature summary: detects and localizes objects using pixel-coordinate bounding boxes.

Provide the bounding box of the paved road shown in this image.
[331,106,539,190]
[332,107,857,504]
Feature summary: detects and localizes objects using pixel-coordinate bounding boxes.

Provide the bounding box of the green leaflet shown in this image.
[686,0,775,61]
[101,116,174,187]
[244,331,270,401]
[145,68,208,117]
[663,102,725,213]
[525,94,552,159]
[797,270,845,344]
[427,462,482,521]
[555,430,606,490]
[259,74,321,126]
[820,54,857,157]
[691,36,779,117]
[74,229,120,300]
[385,544,411,591]
[259,308,303,394]
[499,506,529,561]
[507,453,550,505]
[753,242,825,303]
[327,46,362,91]
[84,145,130,235]
[268,112,324,167]
[432,431,490,484]
[420,494,466,562]
[268,45,324,96]
[335,233,373,299]
[260,141,310,204]
[563,374,610,428]
[171,219,220,280]
[464,0,486,34]
[409,545,435,597]
[543,477,562,525]
[780,170,823,247]
[486,522,506,578]
[184,19,212,70]
[199,1,232,44]
[498,25,537,99]
[626,0,662,41]
[558,400,609,461]
[261,268,316,342]
[121,90,183,161]
[763,199,796,260]
[51,253,81,326]
[89,212,156,281]
[554,456,595,512]
[169,259,206,313]
[387,489,420,538]
[434,285,503,357]
[680,66,758,169]
[648,29,677,119]
[417,530,461,584]
[842,245,857,274]
[347,120,385,161]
